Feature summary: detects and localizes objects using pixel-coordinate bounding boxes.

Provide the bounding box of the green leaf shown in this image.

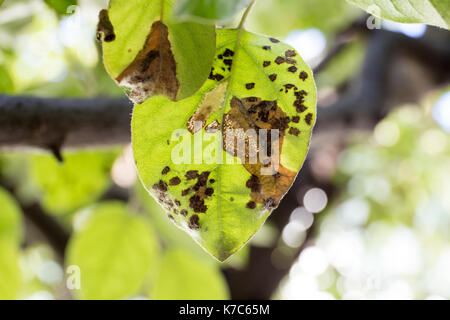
[30,150,117,215]
[0,187,23,244]
[133,29,317,261]
[175,0,251,23]
[67,202,159,300]
[0,237,21,300]
[100,0,216,103]
[151,249,229,299]
[347,0,450,29]
[44,0,77,15]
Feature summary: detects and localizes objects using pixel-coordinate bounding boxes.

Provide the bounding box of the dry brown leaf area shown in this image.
[116,20,179,104]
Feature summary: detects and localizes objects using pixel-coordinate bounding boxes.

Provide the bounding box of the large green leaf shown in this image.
[133,29,317,261]
[151,249,228,299]
[347,0,450,29]
[0,237,21,300]
[67,202,159,299]
[100,0,216,103]
[175,0,251,23]
[30,151,117,215]
[0,187,23,244]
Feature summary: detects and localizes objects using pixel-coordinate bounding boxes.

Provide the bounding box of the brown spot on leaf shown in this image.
[185,170,199,180]
[180,209,188,216]
[169,177,181,186]
[285,50,296,57]
[270,38,280,43]
[246,201,256,209]
[161,166,170,175]
[182,188,191,196]
[292,116,300,123]
[269,74,277,82]
[288,127,300,136]
[299,71,308,81]
[116,21,179,104]
[263,61,271,67]
[189,195,207,213]
[288,66,298,73]
[223,48,234,57]
[275,57,285,65]
[262,46,271,50]
[189,215,200,229]
[153,180,168,193]
[305,113,313,125]
[97,10,115,42]
[246,83,255,90]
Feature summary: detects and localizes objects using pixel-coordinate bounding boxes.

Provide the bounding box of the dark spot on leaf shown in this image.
[223,48,234,57]
[263,61,271,67]
[153,180,167,192]
[205,188,214,196]
[246,201,256,209]
[218,54,223,60]
[270,38,280,43]
[286,58,296,65]
[262,46,271,50]
[182,188,191,196]
[246,83,255,90]
[169,177,181,186]
[161,166,170,175]
[305,113,313,125]
[246,175,261,193]
[180,209,188,216]
[189,195,207,213]
[288,127,300,136]
[174,200,181,206]
[168,214,174,221]
[299,71,308,81]
[288,66,298,73]
[209,179,215,184]
[285,50,296,57]
[189,215,200,229]
[275,57,285,65]
[269,74,277,82]
[185,170,199,180]
[223,59,233,67]
[292,116,300,123]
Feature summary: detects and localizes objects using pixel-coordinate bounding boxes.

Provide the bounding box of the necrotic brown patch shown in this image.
[116,21,179,104]
[305,113,313,125]
[285,50,296,57]
[299,71,308,81]
[246,83,255,90]
[269,74,277,82]
[222,97,297,209]
[169,177,181,186]
[161,166,170,175]
[97,10,116,42]
[263,61,271,67]
[189,215,200,229]
[270,38,280,43]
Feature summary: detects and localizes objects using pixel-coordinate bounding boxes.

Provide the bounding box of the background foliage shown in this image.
[0,0,449,300]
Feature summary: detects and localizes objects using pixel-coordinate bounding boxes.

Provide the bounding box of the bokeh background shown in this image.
[0,0,449,300]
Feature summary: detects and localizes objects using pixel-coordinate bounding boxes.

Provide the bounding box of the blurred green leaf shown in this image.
[0,187,23,244]
[347,0,449,29]
[30,150,118,215]
[248,0,361,39]
[0,66,14,93]
[67,202,160,300]
[151,249,229,300]
[44,0,77,15]
[175,0,251,23]
[0,237,21,300]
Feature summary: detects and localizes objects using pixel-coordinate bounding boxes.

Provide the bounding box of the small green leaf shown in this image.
[152,249,229,299]
[175,0,251,23]
[101,0,216,103]
[44,0,77,15]
[347,0,450,29]
[0,237,21,300]
[67,202,159,300]
[0,187,23,244]
[30,151,117,214]
[133,29,317,261]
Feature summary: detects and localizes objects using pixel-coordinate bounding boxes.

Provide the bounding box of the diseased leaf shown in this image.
[133,29,317,261]
[175,0,251,23]
[347,0,450,29]
[67,202,159,300]
[100,0,216,103]
[0,187,23,244]
[0,238,21,300]
[151,249,228,299]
